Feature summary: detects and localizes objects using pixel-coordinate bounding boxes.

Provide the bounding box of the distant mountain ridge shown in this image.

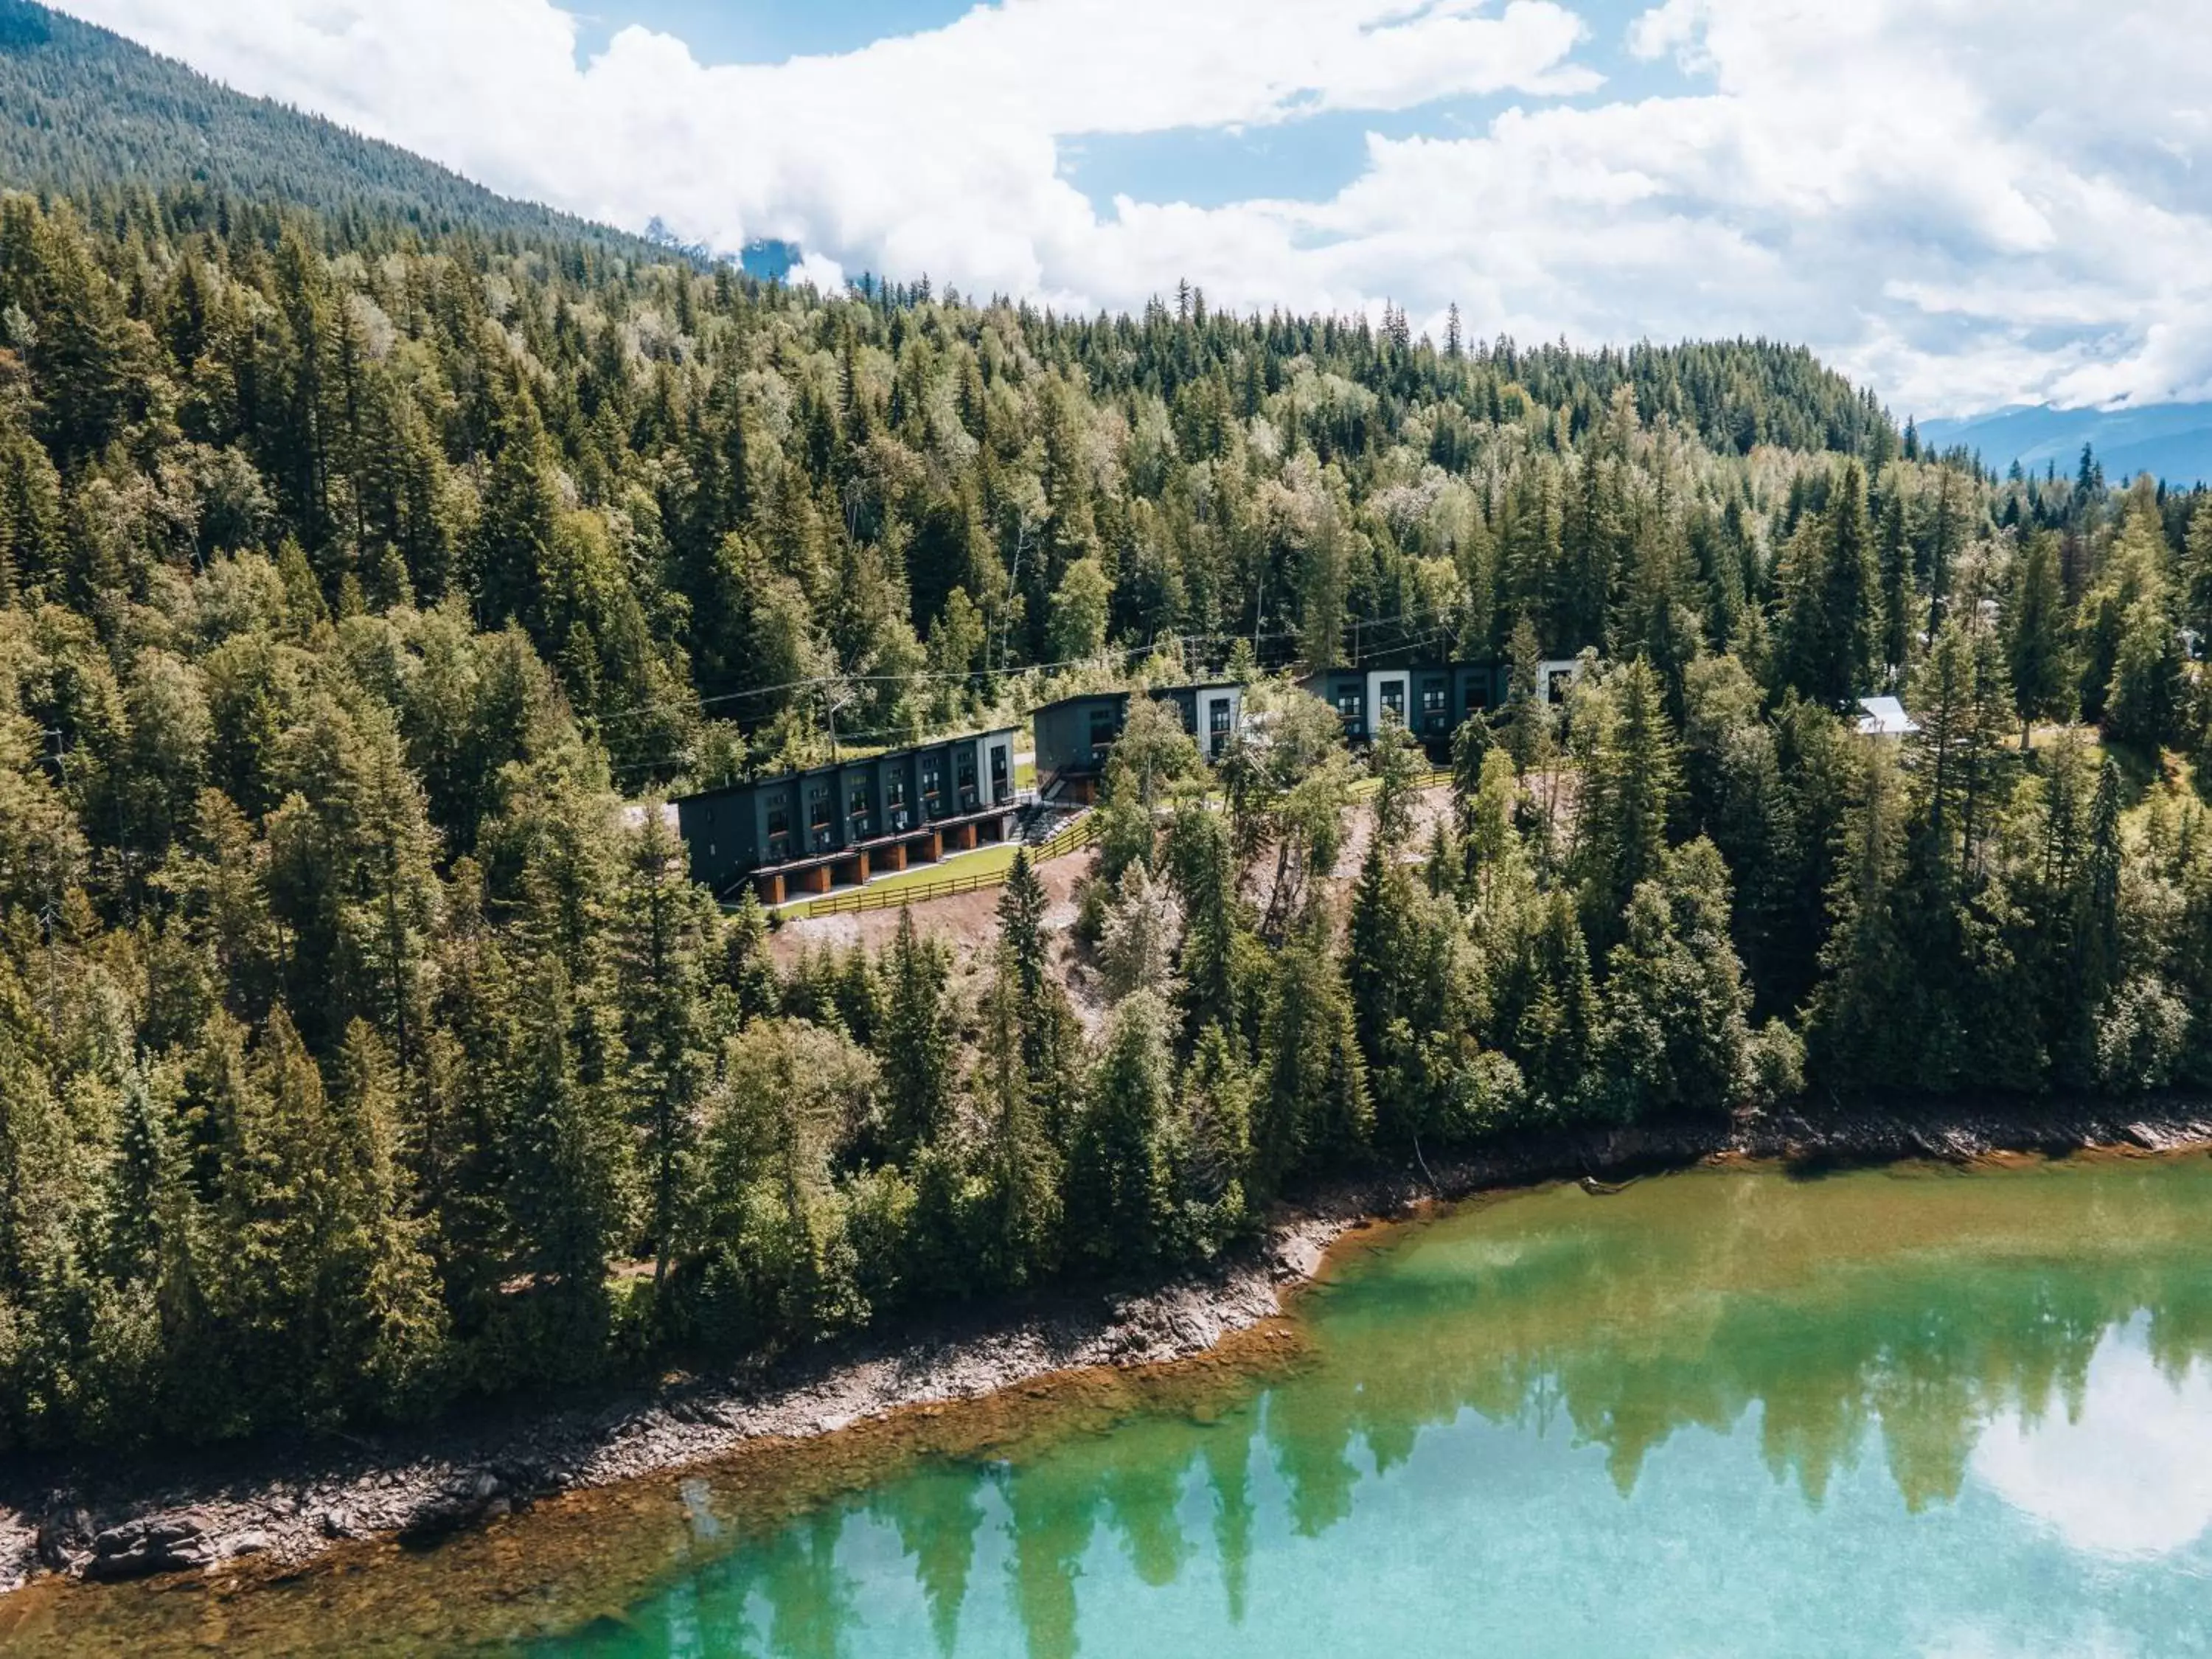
[1919,403,2212,487]
[0,0,688,262]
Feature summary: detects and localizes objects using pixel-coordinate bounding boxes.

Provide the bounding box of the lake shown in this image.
[14,1155,2212,1656]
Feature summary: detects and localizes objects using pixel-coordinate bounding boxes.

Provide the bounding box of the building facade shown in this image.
[1301,658,1582,745]
[1032,681,1242,801]
[673,728,1020,905]
[1302,662,1503,745]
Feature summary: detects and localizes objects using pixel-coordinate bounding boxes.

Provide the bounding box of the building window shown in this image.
[1380,681,1406,720]
[1467,680,1492,717]
[848,782,871,838]
[886,773,910,831]
[808,784,833,851]
[1335,689,1363,726]
[990,744,1011,803]
[1180,698,1197,735]
[766,803,790,861]
[956,746,978,810]
[921,758,943,817]
[1088,705,1117,760]
[1209,699,1233,735]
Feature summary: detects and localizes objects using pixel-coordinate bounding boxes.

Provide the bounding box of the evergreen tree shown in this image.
[881,907,957,1164]
[1576,658,1682,945]
[720,888,780,1024]
[504,951,630,1365]
[1875,484,1915,681]
[611,804,715,1291]
[1066,990,1176,1273]
[1780,462,1877,707]
[328,1020,448,1413]
[1594,840,1754,1121]
[1254,911,1371,1194]
[973,954,1060,1290]
[2006,529,2073,745]
[1806,742,1913,1088]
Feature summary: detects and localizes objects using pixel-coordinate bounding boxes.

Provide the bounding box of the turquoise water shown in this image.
[15,1158,2212,1656]
[540,1160,2212,1658]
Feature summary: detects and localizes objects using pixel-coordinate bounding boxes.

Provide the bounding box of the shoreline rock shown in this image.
[4,1097,2207,1597]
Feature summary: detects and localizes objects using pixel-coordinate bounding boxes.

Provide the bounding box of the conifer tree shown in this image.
[881,907,956,1164]
[1254,911,1371,1194]
[1594,840,1754,1121]
[1172,1023,1253,1257]
[1501,889,1598,1117]
[2006,529,2073,745]
[1807,742,1911,1087]
[329,1020,447,1412]
[1875,484,1915,681]
[720,888,780,1025]
[611,805,715,1291]
[1368,712,1425,853]
[1066,989,1176,1273]
[973,955,1060,1290]
[1164,799,1248,1038]
[504,951,630,1363]
[1502,616,1553,777]
[1576,658,1682,945]
[1780,461,1877,707]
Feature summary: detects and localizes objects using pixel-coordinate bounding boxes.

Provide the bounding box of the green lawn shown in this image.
[776,840,1029,920]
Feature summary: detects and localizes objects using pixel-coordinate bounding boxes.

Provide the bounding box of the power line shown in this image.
[590,623,1318,732]
[599,610,1478,782]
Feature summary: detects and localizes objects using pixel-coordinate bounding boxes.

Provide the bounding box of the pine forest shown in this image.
[2,174,2209,1457]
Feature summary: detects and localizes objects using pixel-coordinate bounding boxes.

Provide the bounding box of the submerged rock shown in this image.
[82,1511,212,1581]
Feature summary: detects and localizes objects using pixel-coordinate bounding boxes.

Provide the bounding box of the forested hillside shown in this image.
[0,0,676,262]
[3,174,2210,1459]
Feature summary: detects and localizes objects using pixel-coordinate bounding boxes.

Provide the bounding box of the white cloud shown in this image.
[1971,1321,2212,1559]
[49,0,2212,414]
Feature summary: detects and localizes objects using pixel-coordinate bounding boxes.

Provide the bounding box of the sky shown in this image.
[50,0,2212,419]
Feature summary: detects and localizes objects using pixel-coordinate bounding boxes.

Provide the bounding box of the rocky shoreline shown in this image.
[5,1099,2208,1599]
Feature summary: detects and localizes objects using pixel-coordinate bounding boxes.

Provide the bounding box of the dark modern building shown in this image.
[1301,658,1582,745]
[673,728,1020,905]
[1032,681,1244,801]
[1301,663,1503,745]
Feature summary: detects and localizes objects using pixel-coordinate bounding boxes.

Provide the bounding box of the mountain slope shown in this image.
[0,0,672,259]
[1919,403,2212,487]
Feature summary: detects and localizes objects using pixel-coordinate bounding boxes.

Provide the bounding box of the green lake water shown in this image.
[15,1156,2212,1656]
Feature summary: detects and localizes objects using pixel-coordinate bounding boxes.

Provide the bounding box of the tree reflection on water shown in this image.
[570,1158,2212,1658]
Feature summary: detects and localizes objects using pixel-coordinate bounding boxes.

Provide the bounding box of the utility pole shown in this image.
[821,681,855,762]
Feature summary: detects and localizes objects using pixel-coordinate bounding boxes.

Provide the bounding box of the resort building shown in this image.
[1032,681,1244,801]
[672,727,1020,905]
[1301,658,1585,745]
[1855,695,1919,738]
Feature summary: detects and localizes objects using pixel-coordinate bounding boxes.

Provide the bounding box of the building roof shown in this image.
[1856,695,1919,737]
[672,726,1018,806]
[1030,681,1237,714]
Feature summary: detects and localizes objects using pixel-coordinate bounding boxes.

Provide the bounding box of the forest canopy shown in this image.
[2,173,2210,1459]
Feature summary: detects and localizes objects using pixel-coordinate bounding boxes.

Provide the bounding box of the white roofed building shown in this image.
[1856,695,1919,737]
